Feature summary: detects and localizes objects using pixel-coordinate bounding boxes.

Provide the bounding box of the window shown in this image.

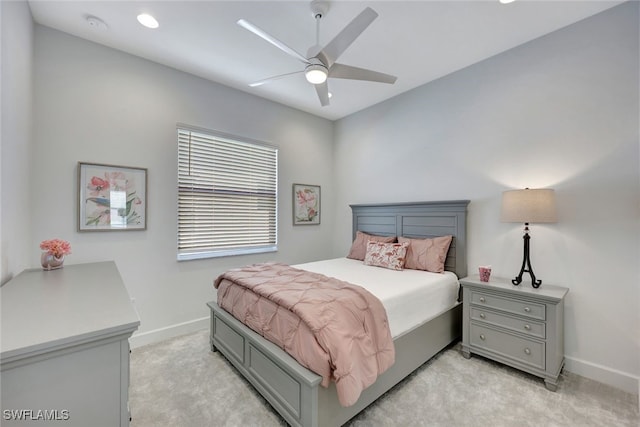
[177,126,278,260]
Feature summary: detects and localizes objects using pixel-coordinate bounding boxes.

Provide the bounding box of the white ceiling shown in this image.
[28,0,623,120]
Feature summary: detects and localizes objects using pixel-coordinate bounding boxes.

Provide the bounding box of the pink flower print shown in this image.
[87,176,109,196]
[296,189,318,221]
[296,190,307,205]
[296,190,317,209]
[106,172,130,192]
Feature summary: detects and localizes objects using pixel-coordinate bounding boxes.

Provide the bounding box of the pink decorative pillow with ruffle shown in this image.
[347,231,396,261]
[398,235,453,273]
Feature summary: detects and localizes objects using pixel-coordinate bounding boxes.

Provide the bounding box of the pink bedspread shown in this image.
[214,262,395,407]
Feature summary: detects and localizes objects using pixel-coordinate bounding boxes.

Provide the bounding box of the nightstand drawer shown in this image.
[471,291,545,321]
[470,307,545,339]
[470,323,545,370]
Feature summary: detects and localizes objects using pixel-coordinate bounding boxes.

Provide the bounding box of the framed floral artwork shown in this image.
[293,183,320,225]
[78,162,147,231]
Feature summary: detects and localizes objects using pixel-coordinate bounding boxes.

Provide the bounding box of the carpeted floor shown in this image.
[130,329,639,427]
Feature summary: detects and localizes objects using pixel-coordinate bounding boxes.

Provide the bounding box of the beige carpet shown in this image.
[130,329,638,427]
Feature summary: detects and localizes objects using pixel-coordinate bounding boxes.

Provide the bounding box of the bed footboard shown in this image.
[208,301,322,427]
[208,300,462,427]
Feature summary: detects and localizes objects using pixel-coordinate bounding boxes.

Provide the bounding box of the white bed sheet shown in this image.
[293,257,460,339]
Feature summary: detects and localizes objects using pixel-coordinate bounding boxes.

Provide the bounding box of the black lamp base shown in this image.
[512,224,542,288]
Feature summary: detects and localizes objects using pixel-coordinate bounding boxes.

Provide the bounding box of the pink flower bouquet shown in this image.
[40,239,72,258]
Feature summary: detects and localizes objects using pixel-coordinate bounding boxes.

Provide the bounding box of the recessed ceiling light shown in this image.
[137,13,159,29]
[499,0,517,4]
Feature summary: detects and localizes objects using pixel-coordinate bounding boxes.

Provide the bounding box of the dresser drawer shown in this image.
[470,323,545,370]
[471,291,545,321]
[470,307,545,339]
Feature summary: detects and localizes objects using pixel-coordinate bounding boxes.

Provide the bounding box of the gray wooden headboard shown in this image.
[350,200,470,278]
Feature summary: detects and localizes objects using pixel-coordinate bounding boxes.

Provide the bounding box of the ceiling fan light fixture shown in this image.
[305,64,328,84]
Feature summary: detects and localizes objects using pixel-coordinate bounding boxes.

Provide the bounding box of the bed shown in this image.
[207,200,469,427]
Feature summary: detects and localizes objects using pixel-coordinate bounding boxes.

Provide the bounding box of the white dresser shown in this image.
[1,262,140,426]
[460,275,568,391]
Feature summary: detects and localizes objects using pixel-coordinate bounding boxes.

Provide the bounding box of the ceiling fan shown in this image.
[237,0,397,106]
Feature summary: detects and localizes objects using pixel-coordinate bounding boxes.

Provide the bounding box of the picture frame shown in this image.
[293,183,320,225]
[78,162,147,231]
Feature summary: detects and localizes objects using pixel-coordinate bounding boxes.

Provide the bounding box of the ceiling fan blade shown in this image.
[237,19,309,65]
[329,63,397,84]
[319,7,378,66]
[315,81,330,106]
[249,71,304,87]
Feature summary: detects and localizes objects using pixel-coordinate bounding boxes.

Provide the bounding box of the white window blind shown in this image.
[177,127,278,260]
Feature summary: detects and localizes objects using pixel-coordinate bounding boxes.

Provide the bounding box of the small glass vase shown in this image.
[41,252,64,270]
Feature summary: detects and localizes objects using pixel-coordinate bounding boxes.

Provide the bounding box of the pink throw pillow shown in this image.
[347,231,396,261]
[398,235,453,273]
[363,241,409,271]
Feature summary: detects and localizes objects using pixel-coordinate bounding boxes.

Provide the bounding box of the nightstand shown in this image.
[460,275,569,391]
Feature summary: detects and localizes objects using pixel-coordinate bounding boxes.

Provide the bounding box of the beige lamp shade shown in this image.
[501,188,557,223]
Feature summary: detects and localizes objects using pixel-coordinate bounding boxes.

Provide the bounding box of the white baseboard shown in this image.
[564,355,639,396]
[128,318,639,403]
[129,316,209,349]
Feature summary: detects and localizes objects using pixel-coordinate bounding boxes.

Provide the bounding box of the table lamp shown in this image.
[501,188,557,288]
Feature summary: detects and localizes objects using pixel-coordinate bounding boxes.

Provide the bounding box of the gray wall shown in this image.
[332,3,639,393]
[31,26,335,345]
[1,0,33,284]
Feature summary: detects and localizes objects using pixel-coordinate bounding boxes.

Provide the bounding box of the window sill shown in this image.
[177,245,277,261]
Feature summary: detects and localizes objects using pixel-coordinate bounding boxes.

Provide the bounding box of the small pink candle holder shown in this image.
[479,266,492,282]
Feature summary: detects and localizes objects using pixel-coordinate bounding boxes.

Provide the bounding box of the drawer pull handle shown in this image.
[524,348,531,355]
[479,297,486,303]
[479,334,486,341]
[524,307,531,313]
[524,324,531,330]
[479,313,486,319]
